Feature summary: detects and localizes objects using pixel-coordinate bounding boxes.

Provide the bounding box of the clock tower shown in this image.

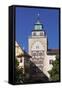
[28,18,48,79]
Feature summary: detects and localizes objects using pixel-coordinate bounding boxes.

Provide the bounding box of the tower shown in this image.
[28,17,49,79]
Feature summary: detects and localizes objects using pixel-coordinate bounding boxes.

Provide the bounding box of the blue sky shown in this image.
[16,7,59,52]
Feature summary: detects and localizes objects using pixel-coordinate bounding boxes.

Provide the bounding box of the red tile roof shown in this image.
[47,48,59,55]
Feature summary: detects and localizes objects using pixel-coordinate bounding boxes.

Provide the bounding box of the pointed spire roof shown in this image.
[33,13,43,31]
[35,20,41,25]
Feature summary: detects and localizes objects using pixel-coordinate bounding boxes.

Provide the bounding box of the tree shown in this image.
[15,58,24,83]
[48,56,59,81]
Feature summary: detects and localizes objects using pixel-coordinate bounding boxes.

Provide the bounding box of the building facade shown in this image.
[15,19,59,82]
[15,41,31,81]
[28,19,58,79]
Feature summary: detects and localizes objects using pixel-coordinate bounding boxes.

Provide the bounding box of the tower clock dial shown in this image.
[31,41,44,51]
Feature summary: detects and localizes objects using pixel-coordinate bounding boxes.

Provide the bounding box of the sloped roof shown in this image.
[47,48,59,55]
[15,41,31,58]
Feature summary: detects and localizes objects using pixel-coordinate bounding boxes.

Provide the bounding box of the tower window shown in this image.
[40,32,44,36]
[33,32,36,36]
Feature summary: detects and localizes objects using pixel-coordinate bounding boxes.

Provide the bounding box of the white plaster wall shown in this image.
[15,41,23,57]
[43,54,56,78]
[28,36,47,55]
[28,32,56,79]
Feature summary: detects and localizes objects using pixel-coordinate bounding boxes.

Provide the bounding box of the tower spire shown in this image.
[33,13,43,30]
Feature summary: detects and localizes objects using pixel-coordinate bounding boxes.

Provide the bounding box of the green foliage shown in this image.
[48,56,59,81]
[15,58,24,83]
[15,58,19,67]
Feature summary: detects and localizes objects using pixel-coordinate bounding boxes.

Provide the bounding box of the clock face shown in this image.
[31,41,44,51]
